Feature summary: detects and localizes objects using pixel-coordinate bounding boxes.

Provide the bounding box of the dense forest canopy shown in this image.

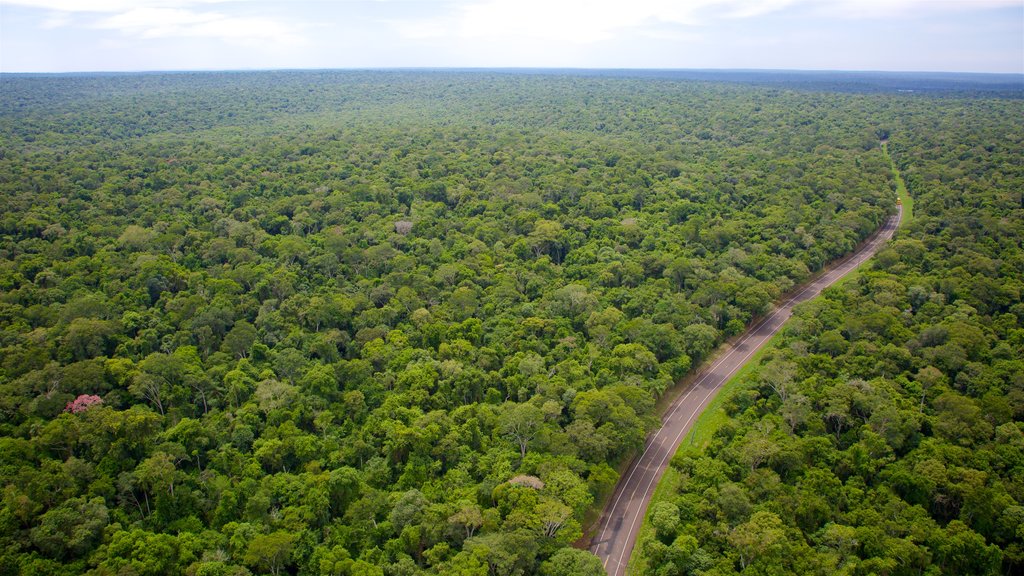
[635,85,1024,575]
[0,70,1019,575]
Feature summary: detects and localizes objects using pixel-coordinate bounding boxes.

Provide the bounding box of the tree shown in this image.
[134,451,180,501]
[303,294,354,332]
[535,497,573,539]
[222,320,257,358]
[664,256,695,290]
[935,520,1002,575]
[718,482,753,525]
[933,392,991,446]
[759,358,797,402]
[253,379,298,416]
[60,318,118,361]
[681,323,718,362]
[390,489,429,533]
[30,497,109,559]
[610,343,659,376]
[463,530,539,576]
[129,351,195,416]
[545,284,597,325]
[649,501,680,541]
[301,363,338,402]
[539,548,605,576]
[780,394,810,433]
[728,511,787,570]
[529,219,564,261]
[65,394,103,414]
[914,365,946,409]
[131,372,169,416]
[94,528,181,576]
[449,501,484,539]
[244,531,297,576]
[449,286,480,321]
[499,403,545,459]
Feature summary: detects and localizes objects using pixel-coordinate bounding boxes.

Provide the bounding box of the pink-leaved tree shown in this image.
[65,394,103,414]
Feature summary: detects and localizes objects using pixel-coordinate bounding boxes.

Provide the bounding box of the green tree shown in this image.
[30,497,109,559]
[61,317,119,361]
[728,511,787,570]
[539,548,605,576]
[649,501,680,542]
[499,403,545,459]
[222,320,258,359]
[244,531,297,576]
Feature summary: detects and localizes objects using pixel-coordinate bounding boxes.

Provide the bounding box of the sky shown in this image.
[1,0,1022,73]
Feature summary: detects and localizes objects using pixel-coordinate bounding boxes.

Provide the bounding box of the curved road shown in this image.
[592,206,902,576]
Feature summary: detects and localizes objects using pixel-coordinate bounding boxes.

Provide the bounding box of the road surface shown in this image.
[591,206,902,576]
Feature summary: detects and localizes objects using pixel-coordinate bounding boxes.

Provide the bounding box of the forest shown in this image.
[634,86,1024,575]
[0,70,1019,575]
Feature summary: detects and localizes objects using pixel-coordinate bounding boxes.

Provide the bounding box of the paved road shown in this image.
[591,206,902,576]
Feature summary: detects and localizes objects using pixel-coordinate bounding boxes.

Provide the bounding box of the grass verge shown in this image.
[883,142,914,225]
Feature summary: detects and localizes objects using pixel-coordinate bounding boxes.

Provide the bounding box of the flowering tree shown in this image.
[65,394,103,414]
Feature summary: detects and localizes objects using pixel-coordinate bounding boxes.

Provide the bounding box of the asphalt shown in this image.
[591,207,902,576]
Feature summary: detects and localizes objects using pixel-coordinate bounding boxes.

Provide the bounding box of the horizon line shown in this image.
[2,66,1023,78]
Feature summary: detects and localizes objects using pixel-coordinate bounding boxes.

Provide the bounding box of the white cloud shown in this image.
[384,0,709,44]
[383,16,452,40]
[92,6,303,45]
[812,0,1022,19]
[39,11,72,28]
[456,0,706,43]
[723,0,799,19]
[5,0,305,46]
[97,7,219,29]
[384,0,801,45]
[386,0,1021,45]
[2,0,239,10]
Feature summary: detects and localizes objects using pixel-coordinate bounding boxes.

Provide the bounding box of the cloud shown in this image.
[94,6,303,45]
[384,0,804,45]
[2,0,239,10]
[384,0,704,44]
[459,0,627,43]
[39,11,72,28]
[812,0,1022,19]
[97,7,220,29]
[386,0,1021,45]
[6,0,305,46]
[383,16,452,41]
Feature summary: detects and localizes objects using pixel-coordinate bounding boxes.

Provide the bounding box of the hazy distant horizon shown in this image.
[5,68,1020,100]
[3,67,1022,81]
[2,1,1021,74]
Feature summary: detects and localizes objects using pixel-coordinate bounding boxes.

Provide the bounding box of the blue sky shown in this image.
[1,0,1021,73]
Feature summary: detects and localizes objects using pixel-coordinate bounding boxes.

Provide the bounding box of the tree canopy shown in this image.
[0,70,1017,575]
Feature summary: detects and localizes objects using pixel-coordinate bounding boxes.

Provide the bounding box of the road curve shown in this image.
[591,206,902,576]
